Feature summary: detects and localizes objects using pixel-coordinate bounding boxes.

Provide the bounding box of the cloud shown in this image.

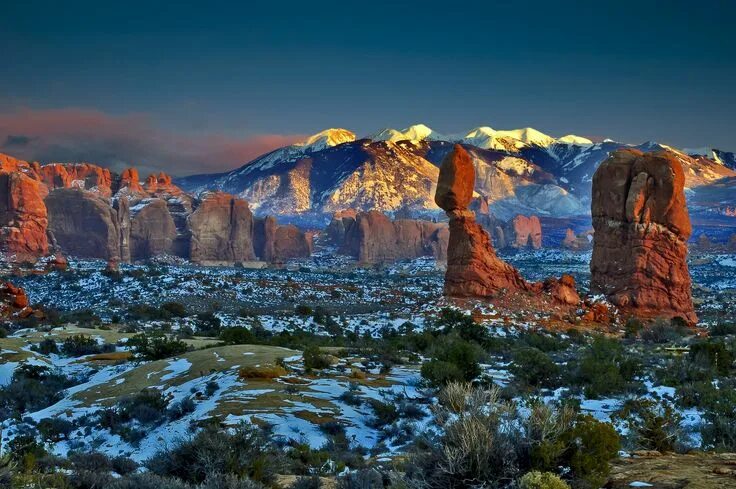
[0,108,305,176]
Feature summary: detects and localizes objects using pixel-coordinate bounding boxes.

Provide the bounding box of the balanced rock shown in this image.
[590,149,696,325]
[435,146,531,296]
[562,228,594,251]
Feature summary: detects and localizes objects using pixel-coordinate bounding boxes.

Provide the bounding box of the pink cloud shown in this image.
[0,108,305,176]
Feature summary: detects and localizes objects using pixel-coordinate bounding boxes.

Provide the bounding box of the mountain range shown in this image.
[172,124,736,222]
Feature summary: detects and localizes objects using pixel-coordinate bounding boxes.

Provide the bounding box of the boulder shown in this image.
[45,188,128,261]
[434,144,475,211]
[0,281,33,319]
[0,171,49,260]
[188,192,256,264]
[590,149,696,325]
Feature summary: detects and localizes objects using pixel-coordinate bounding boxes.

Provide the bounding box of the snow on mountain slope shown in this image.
[175,125,736,220]
[369,124,446,142]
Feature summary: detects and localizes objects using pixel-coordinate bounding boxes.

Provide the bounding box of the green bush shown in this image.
[60,334,115,357]
[519,471,570,489]
[569,336,641,398]
[420,336,482,387]
[220,327,256,345]
[303,345,332,372]
[128,332,190,360]
[559,415,620,489]
[615,399,683,452]
[510,347,560,388]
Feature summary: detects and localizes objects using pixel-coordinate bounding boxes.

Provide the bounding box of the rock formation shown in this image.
[0,171,49,260]
[562,228,594,251]
[188,192,256,264]
[590,149,696,325]
[0,281,35,319]
[327,210,448,264]
[506,214,542,249]
[435,145,532,296]
[45,188,129,261]
[130,199,178,260]
[253,216,313,263]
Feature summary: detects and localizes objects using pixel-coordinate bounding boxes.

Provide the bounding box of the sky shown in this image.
[1,0,734,176]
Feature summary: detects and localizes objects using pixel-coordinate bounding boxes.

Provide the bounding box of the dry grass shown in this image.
[239,364,288,379]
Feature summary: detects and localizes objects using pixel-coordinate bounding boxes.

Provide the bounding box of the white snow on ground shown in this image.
[160,358,192,381]
[0,362,18,385]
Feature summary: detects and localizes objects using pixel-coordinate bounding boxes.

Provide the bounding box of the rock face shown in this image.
[253,216,313,263]
[0,281,35,319]
[45,188,129,261]
[436,146,532,296]
[188,192,256,264]
[590,149,696,325]
[562,228,594,251]
[328,210,448,264]
[506,215,542,249]
[0,171,49,260]
[130,199,177,260]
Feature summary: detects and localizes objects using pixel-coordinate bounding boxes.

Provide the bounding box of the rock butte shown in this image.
[0,153,312,265]
[326,210,448,264]
[435,145,580,305]
[590,149,697,325]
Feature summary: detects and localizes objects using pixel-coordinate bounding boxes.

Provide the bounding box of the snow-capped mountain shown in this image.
[176,124,736,220]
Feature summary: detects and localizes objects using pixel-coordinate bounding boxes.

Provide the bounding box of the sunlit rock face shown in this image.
[590,149,696,325]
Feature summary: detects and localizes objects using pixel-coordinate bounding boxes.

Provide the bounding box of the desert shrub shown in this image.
[294,304,313,316]
[167,397,196,420]
[510,347,560,388]
[641,319,689,344]
[558,415,620,489]
[118,388,168,424]
[62,309,101,327]
[109,473,192,489]
[367,399,399,427]
[420,336,482,387]
[128,332,190,360]
[700,389,736,451]
[290,475,323,489]
[198,473,265,489]
[519,471,570,489]
[0,325,7,338]
[624,318,643,339]
[205,380,219,397]
[60,334,115,357]
[336,468,384,489]
[710,322,736,336]
[568,336,641,398]
[221,327,257,345]
[6,433,48,472]
[402,383,618,489]
[239,365,288,379]
[615,399,683,452]
[689,341,734,376]
[161,301,187,317]
[32,338,59,355]
[37,417,75,442]
[196,312,222,335]
[519,332,567,353]
[0,364,74,419]
[303,345,332,372]
[146,423,284,484]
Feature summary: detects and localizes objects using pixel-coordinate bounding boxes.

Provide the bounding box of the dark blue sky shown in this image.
[1,0,734,173]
